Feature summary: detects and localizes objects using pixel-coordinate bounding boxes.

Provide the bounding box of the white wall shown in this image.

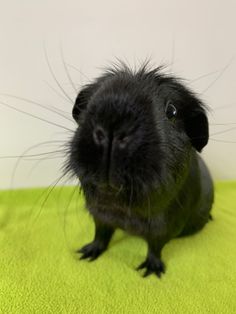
[0,0,235,189]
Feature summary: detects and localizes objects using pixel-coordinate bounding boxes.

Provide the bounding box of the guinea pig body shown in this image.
[67,64,214,277]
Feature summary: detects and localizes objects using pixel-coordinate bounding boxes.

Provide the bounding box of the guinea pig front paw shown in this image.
[77,241,107,261]
[136,256,165,278]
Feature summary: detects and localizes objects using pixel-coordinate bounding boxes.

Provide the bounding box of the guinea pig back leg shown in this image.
[137,238,167,278]
[77,218,115,261]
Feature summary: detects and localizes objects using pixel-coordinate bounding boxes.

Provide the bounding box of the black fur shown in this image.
[66,63,214,278]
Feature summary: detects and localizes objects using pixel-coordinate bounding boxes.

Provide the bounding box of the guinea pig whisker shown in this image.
[66,63,91,82]
[24,155,65,161]
[5,172,67,241]
[169,36,175,73]
[146,193,151,230]
[155,117,169,124]
[0,93,73,122]
[74,183,82,225]
[62,185,78,251]
[115,184,124,197]
[189,70,221,83]
[188,134,236,144]
[60,45,78,94]
[0,149,66,160]
[128,175,134,217]
[16,140,68,154]
[210,123,236,125]
[0,100,74,132]
[210,138,236,144]
[210,126,236,136]
[29,173,68,227]
[44,44,74,104]
[26,154,66,179]
[44,80,75,105]
[176,197,185,211]
[214,103,236,110]
[8,141,68,190]
[201,57,234,94]
[157,141,185,154]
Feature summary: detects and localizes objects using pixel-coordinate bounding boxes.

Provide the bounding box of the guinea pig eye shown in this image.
[165,102,177,120]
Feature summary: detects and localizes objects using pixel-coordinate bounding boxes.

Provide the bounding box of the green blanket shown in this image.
[0,182,235,313]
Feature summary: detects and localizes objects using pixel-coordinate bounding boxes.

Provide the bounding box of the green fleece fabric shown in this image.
[0,181,235,313]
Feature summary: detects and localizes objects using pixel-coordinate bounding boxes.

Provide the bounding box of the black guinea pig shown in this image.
[67,63,214,278]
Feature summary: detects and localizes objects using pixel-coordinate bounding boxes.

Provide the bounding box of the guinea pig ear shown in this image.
[184,107,209,152]
[72,85,94,122]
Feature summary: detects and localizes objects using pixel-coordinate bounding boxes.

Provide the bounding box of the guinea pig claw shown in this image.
[137,258,165,278]
[77,241,106,261]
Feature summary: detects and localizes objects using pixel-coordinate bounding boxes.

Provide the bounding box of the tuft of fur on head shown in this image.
[65,62,209,205]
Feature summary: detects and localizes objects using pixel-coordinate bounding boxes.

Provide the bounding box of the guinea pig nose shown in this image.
[117,135,130,149]
[93,127,107,145]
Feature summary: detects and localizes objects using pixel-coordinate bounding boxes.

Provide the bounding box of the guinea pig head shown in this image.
[68,66,209,201]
